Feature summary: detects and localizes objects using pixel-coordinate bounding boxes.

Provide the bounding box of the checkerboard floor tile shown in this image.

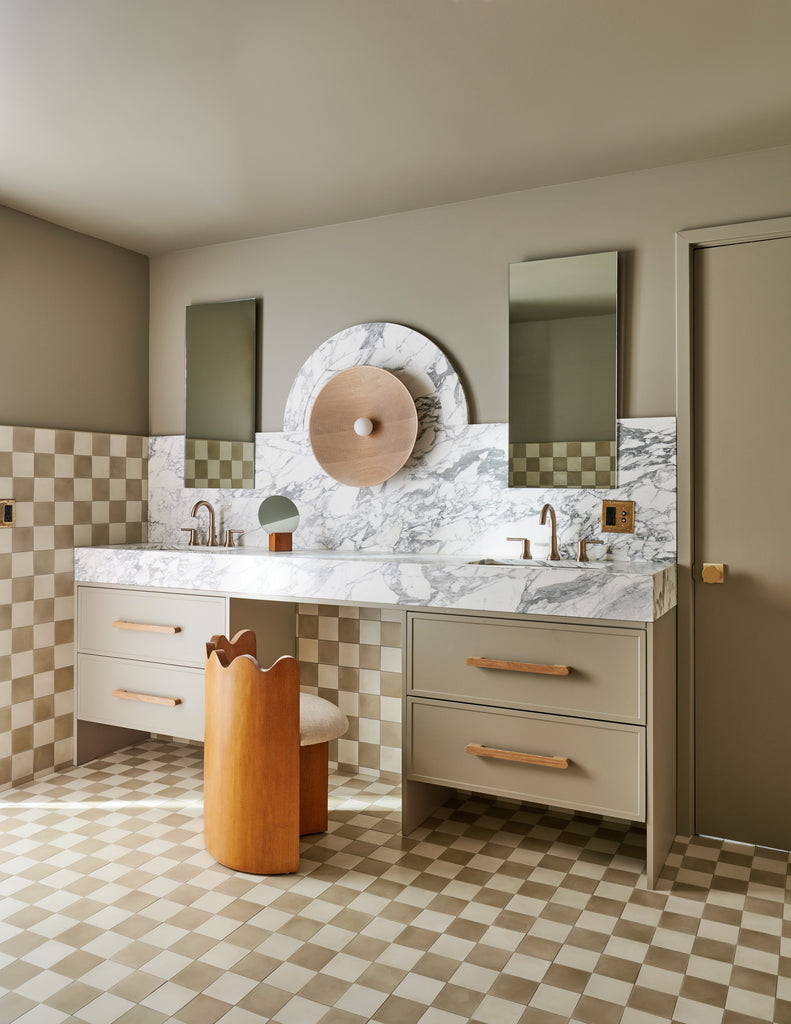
[0,741,788,1024]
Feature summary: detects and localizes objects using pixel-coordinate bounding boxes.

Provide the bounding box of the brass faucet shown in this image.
[191,500,218,547]
[539,503,561,560]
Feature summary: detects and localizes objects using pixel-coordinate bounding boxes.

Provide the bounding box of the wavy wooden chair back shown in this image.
[206,628,258,665]
[204,630,300,874]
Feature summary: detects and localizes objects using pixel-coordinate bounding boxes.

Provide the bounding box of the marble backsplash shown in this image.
[149,417,676,562]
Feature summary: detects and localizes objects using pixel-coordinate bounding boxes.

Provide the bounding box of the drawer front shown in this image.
[78,586,226,668]
[78,654,205,740]
[408,613,645,723]
[407,697,645,821]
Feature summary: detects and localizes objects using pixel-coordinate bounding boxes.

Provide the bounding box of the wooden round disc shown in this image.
[308,366,418,486]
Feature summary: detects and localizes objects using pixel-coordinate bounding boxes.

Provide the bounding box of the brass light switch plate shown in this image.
[601,499,635,533]
[1,499,15,528]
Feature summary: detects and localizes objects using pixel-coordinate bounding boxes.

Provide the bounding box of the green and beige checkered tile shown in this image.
[0,740,787,1024]
[0,424,149,790]
[297,605,403,779]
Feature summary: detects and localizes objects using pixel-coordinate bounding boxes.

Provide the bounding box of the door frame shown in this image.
[675,215,791,836]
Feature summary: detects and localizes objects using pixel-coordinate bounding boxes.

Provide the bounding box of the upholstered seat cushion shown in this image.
[299,693,348,746]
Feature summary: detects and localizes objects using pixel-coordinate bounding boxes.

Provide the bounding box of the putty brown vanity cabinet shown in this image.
[404,609,676,888]
[76,585,226,746]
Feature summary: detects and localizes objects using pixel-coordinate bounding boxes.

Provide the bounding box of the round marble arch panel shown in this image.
[308,366,419,487]
[283,322,469,434]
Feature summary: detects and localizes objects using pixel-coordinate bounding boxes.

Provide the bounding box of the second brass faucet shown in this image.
[539,502,561,560]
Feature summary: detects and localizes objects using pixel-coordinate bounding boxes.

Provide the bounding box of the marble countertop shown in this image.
[74,544,677,622]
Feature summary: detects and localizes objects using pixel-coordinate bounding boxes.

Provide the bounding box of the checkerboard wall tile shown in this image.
[509,440,616,488]
[297,604,403,778]
[184,437,255,489]
[0,424,148,789]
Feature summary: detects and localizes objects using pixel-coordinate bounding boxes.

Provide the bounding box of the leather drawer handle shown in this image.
[466,656,570,676]
[112,620,181,635]
[112,689,182,707]
[466,743,570,769]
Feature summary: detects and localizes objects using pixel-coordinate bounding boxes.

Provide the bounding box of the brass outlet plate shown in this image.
[601,499,635,533]
[0,499,15,528]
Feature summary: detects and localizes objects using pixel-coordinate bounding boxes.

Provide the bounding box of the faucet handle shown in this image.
[577,539,605,562]
[223,529,244,548]
[181,527,199,547]
[506,536,532,560]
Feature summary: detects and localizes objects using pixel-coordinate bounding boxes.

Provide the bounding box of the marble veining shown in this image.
[148,417,676,563]
[282,323,469,445]
[74,545,676,622]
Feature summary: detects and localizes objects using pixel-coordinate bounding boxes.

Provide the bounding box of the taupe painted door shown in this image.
[694,235,791,849]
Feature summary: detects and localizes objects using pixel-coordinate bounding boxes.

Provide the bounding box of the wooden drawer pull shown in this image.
[466,656,570,676]
[112,689,182,707]
[466,743,570,769]
[112,620,181,635]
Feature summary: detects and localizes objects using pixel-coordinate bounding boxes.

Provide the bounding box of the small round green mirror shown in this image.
[258,496,299,546]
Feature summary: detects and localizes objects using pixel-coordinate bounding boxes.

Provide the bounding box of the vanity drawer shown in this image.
[407,697,645,821]
[408,613,644,723]
[77,654,205,740]
[78,586,226,668]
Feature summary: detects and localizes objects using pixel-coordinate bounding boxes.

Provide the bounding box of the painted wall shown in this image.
[0,205,149,435]
[0,208,149,786]
[149,145,791,435]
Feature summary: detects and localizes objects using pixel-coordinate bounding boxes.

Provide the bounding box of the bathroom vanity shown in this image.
[404,607,675,888]
[73,544,676,887]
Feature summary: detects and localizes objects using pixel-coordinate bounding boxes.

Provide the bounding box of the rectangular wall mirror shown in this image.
[185,298,258,489]
[508,251,618,488]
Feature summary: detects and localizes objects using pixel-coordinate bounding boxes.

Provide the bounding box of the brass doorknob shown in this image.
[701,563,725,584]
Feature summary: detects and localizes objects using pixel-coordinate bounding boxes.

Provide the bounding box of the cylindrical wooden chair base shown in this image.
[204,631,347,875]
[204,642,300,875]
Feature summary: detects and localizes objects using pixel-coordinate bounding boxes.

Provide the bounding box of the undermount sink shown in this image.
[467,557,609,568]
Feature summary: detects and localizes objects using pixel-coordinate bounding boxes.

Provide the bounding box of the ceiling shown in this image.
[2,0,791,256]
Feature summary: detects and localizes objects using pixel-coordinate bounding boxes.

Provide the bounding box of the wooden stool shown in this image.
[204,630,348,874]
